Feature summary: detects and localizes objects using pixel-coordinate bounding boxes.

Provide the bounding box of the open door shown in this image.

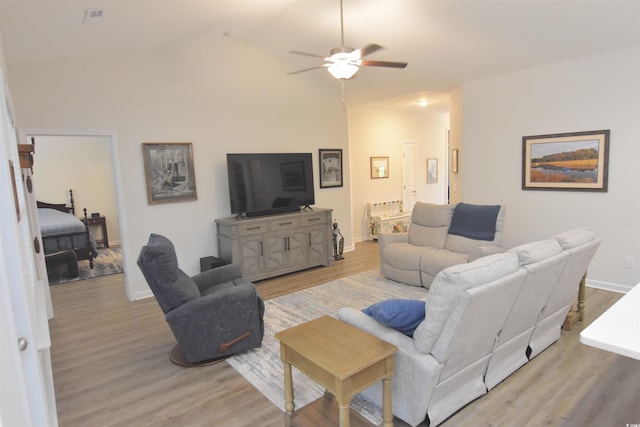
[0,69,57,426]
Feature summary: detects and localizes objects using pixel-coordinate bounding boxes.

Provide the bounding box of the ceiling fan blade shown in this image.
[361,60,408,69]
[287,65,327,75]
[359,44,384,58]
[289,50,327,59]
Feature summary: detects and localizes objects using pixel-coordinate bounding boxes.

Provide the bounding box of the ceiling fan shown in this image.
[288,0,408,80]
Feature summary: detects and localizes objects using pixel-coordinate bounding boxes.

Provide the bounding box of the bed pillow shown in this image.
[362,299,426,336]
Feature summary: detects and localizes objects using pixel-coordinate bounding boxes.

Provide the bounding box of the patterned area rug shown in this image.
[227,270,428,424]
[47,247,124,285]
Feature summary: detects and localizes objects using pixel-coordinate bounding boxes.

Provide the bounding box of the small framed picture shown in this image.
[427,158,438,184]
[522,129,609,192]
[319,149,343,188]
[370,156,389,179]
[451,149,458,174]
[142,142,197,204]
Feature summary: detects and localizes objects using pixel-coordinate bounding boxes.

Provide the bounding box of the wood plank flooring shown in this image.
[49,241,640,426]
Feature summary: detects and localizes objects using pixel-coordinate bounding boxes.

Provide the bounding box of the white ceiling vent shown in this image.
[83,9,104,24]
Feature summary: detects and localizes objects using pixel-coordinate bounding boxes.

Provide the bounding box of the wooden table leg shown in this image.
[338,400,351,427]
[382,377,393,427]
[283,361,295,415]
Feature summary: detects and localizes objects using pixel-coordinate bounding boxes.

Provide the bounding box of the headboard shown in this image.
[36,189,76,215]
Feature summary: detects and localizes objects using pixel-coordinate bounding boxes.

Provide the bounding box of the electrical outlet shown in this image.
[624,256,636,269]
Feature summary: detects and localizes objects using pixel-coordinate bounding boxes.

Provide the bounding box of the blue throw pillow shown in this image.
[362,299,426,336]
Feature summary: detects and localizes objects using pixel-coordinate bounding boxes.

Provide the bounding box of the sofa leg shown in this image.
[219,332,251,352]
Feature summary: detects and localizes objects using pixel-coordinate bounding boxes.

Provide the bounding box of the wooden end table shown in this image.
[275,315,397,427]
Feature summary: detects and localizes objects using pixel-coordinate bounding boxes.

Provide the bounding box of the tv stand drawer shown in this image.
[269,217,301,231]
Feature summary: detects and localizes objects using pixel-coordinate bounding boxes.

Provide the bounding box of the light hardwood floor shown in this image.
[49,241,640,426]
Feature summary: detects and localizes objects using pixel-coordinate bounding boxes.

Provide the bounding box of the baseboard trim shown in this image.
[586,279,632,294]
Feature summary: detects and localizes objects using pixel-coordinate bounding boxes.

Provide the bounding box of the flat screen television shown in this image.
[226,153,315,217]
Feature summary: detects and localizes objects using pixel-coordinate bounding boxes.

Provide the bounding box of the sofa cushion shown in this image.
[508,239,563,266]
[553,228,595,249]
[137,234,200,312]
[418,247,469,278]
[145,233,180,282]
[408,203,455,248]
[173,270,202,303]
[412,252,520,354]
[362,299,426,336]
[448,203,501,241]
[382,243,428,270]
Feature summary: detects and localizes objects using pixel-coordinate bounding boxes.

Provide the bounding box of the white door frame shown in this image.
[19,128,133,299]
[402,141,417,213]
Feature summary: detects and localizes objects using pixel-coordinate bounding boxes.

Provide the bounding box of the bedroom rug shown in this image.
[48,247,124,285]
[227,270,428,424]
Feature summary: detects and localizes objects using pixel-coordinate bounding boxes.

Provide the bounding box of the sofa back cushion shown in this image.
[408,202,456,248]
[541,228,600,317]
[444,205,505,254]
[412,252,520,355]
[137,233,201,313]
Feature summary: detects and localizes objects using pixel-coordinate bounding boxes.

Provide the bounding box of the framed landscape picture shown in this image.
[142,142,198,204]
[522,130,609,192]
[319,149,343,188]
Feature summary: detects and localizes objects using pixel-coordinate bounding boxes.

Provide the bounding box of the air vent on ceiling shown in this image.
[83,9,104,24]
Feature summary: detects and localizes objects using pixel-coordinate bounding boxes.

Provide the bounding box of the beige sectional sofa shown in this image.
[379,202,505,288]
[338,228,600,426]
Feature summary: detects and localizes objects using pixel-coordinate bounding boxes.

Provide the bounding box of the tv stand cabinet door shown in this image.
[237,235,264,278]
[307,226,328,264]
[264,230,306,272]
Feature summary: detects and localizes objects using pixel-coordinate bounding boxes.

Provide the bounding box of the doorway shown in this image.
[21,129,129,302]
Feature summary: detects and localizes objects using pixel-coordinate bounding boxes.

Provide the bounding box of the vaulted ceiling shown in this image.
[1,0,639,110]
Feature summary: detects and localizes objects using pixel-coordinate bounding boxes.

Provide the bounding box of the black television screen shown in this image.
[226,153,315,217]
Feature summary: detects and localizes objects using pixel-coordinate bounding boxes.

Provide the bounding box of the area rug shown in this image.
[48,247,124,285]
[227,270,428,424]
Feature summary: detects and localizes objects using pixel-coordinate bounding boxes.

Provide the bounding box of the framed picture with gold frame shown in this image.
[522,129,609,192]
[370,156,389,179]
[142,142,197,204]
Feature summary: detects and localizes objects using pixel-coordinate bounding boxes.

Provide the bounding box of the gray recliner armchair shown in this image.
[137,233,265,366]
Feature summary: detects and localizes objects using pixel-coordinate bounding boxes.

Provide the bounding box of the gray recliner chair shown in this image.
[137,233,265,366]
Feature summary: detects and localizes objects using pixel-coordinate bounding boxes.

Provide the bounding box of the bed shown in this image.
[37,189,98,275]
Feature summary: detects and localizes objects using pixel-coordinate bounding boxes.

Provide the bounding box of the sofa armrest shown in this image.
[468,245,504,262]
[337,307,442,426]
[191,263,243,292]
[378,232,409,252]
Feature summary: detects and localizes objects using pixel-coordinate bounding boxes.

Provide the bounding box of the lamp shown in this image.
[327,47,360,80]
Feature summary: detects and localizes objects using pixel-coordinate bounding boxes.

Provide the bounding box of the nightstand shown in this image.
[85,216,109,248]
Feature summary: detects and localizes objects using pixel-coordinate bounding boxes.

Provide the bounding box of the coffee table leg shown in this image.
[382,377,393,427]
[338,400,350,427]
[283,361,295,415]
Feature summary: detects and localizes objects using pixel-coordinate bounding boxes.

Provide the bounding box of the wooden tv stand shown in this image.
[215,208,335,282]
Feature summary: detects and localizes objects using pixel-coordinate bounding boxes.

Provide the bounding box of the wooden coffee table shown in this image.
[275,315,397,427]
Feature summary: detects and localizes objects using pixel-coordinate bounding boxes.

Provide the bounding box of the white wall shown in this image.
[454,46,640,290]
[8,33,351,299]
[349,105,449,241]
[31,135,120,246]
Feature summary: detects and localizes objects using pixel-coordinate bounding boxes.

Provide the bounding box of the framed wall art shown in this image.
[522,129,609,192]
[142,142,198,204]
[427,158,438,184]
[451,149,458,174]
[370,156,389,179]
[319,149,343,188]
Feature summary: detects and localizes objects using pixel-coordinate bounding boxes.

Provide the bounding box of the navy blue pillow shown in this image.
[362,299,426,336]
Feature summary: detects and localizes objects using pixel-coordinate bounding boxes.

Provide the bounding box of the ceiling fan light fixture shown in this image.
[327,63,359,79]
